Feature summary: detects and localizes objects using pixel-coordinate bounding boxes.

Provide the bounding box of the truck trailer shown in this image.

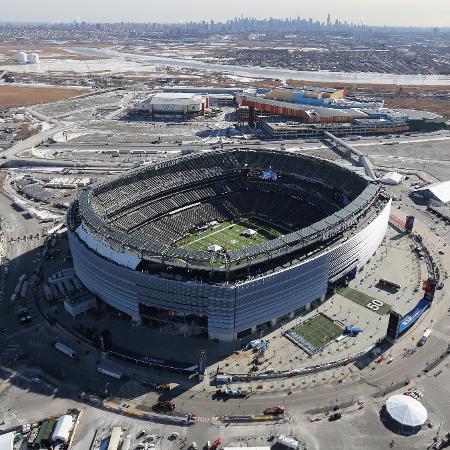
[54,342,76,359]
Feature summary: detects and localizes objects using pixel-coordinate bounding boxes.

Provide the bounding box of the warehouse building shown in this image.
[135,92,208,116]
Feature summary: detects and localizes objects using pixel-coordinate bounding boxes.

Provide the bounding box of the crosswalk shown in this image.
[196,416,211,423]
[287,414,306,422]
[114,380,153,401]
[432,329,450,344]
[0,340,21,362]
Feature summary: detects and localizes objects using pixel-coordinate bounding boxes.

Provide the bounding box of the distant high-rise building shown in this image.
[327,14,331,26]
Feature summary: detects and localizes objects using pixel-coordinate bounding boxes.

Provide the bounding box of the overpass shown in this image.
[323,131,377,180]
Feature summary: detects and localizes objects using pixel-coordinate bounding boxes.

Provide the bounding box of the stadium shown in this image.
[67,149,391,341]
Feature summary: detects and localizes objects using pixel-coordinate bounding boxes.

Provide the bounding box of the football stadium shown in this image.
[67,149,391,341]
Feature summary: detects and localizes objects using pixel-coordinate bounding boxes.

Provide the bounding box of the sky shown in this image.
[3,0,450,27]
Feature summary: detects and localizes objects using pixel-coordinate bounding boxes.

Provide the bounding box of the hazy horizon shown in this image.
[2,0,449,27]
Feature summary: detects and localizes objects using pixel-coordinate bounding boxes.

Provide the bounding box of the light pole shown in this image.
[436,415,444,442]
[105,382,110,398]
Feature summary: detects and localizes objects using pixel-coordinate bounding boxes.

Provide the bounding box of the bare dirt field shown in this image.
[0,85,89,108]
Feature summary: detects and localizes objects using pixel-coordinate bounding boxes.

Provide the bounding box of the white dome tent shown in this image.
[385,395,427,427]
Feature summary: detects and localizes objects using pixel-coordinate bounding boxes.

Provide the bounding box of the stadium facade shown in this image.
[68,149,391,341]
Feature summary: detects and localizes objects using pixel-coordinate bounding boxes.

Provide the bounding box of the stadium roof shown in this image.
[414,180,450,203]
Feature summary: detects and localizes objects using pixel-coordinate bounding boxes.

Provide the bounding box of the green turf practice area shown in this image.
[176,217,284,252]
[292,314,343,349]
[339,287,391,315]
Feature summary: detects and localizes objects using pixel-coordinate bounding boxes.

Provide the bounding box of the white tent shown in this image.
[207,244,222,252]
[414,180,450,204]
[385,395,427,427]
[52,415,74,442]
[381,172,403,185]
[242,228,257,237]
[0,432,14,450]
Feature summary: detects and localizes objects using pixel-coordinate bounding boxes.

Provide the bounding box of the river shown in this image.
[69,47,450,86]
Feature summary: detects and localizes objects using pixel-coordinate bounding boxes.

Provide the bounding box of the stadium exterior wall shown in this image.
[69,200,391,341]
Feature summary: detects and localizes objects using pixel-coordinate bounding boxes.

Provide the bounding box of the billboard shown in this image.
[260,170,278,181]
[386,311,401,340]
[405,215,415,233]
[397,298,430,335]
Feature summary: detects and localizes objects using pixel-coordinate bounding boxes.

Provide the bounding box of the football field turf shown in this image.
[339,287,391,315]
[293,314,343,349]
[177,218,283,252]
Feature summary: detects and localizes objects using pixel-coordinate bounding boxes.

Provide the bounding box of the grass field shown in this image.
[293,314,343,349]
[176,217,283,252]
[339,287,391,315]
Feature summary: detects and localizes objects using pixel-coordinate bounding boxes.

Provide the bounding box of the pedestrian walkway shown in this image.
[196,416,211,423]
[431,329,450,344]
[287,413,306,422]
[113,380,152,402]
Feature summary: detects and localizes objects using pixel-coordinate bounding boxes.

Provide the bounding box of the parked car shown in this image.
[328,412,342,421]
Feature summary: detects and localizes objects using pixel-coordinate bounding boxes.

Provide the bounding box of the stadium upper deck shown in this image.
[69,149,383,274]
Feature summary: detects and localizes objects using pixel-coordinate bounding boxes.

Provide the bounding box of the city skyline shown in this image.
[2,0,449,27]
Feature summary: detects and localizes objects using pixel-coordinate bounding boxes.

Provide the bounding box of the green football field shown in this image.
[176,218,283,252]
[293,314,343,349]
[339,287,391,315]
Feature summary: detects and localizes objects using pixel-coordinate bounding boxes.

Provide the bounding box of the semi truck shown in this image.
[54,342,77,359]
[98,363,123,379]
[264,406,285,415]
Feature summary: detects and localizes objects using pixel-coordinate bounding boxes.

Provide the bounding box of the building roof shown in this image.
[381,172,403,185]
[151,92,204,104]
[386,395,427,427]
[415,180,450,203]
[0,432,14,450]
[52,415,74,442]
[239,94,367,118]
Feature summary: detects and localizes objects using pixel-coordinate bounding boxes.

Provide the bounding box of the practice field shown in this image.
[177,217,284,252]
[339,287,391,315]
[293,314,343,349]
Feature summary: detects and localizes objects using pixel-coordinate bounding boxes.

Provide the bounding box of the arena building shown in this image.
[135,92,207,116]
[67,149,391,341]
